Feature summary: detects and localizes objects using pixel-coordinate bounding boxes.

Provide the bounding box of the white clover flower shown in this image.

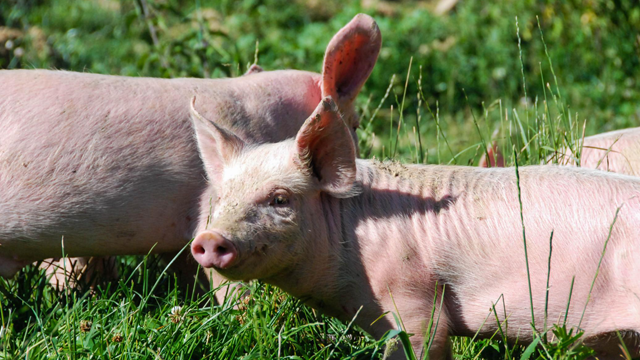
[170,306,182,316]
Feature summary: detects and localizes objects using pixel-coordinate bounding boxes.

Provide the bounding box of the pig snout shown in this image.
[191,230,238,269]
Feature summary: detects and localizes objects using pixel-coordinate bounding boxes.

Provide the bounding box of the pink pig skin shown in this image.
[0,13,382,299]
[191,97,640,359]
[572,127,640,176]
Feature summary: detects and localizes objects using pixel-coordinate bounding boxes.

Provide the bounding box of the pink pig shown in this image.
[191,97,640,359]
[0,14,381,300]
[480,127,640,176]
[570,127,640,176]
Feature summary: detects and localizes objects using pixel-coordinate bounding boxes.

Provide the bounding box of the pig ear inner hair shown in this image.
[295,147,314,177]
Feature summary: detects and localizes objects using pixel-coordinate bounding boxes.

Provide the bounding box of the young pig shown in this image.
[0,14,381,301]
[573,127,640,176]
[480,127,640,176]
[191,97,640,359]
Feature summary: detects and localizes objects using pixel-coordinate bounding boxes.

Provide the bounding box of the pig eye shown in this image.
[270,194,289,206]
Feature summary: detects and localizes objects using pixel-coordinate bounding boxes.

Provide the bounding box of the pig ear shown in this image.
[244,64,263,75]
[478,141,505,168]
[294,96,358,197]
[190,97,245,178]
[322,14,381,114]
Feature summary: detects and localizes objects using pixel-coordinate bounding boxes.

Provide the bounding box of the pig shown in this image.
[479,127,640,176]
[190,96,640,359]
[0,13,381,301]
[571,127,640,176]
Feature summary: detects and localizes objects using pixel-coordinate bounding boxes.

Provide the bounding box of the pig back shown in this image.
[0,70,213,258]
[579,127,640,176]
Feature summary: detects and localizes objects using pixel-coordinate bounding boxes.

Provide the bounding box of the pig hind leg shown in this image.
[41,256,118,290]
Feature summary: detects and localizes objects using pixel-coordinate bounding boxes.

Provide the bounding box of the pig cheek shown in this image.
[274,211,305,261]
[258,208,300,259]
[258,206,296,227]
[252,228,303,279]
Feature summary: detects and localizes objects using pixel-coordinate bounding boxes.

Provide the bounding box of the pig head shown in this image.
[190,97,364,321]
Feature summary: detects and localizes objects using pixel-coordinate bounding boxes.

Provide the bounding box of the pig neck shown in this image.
[268,159,493,337]
[340,160,463,334]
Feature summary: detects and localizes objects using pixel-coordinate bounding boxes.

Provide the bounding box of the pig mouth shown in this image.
[214,243,270,279]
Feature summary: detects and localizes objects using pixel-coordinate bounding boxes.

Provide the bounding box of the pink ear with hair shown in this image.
[294,96,357,197]
[190,97,246,183]
[478,141,505,168]
[244,64,263,76]
[322,14,381,114]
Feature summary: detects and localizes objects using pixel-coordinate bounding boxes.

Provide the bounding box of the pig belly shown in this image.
[0,164,202,262]
[448,223,640,341]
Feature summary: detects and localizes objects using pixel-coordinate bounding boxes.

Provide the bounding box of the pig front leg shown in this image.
[378,313,452,360]
[0,255,30,278]
[377,289,452,360]
[404,307,452,360]
[41,252,212,297]
[158,251,228,298]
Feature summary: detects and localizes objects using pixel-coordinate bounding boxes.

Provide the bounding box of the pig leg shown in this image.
[41,252,207,295]
[381,313,451,360]
[583,330,640,358]
[0,255,29,278]
[158,251,211,294]
[41,256,118,290]
[379,289,452,360]
[158,250,243,304]
[405,308,452,360]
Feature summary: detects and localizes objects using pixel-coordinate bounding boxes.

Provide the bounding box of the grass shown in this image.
[1,0,639,359]
[1,256,386,359]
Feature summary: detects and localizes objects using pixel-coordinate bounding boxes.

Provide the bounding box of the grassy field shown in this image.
[1,0,639,358]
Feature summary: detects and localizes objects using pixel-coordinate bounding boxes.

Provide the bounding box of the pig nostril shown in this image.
[193,244,205,255]
[192,231,237,269]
